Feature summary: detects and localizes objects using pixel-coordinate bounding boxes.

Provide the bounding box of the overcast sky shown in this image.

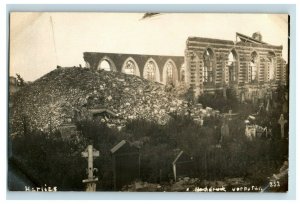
[10,13,288,81]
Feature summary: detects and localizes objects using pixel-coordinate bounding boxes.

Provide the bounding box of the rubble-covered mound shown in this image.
[10,67,192,135]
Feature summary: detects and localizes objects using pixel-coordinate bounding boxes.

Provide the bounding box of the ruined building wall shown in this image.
[185,36,287,101]
[83,52,184,85]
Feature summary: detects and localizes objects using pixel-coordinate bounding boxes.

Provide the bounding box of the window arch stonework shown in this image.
[202,48,216,85]
[121,57,140,77]
[143,59,160,82]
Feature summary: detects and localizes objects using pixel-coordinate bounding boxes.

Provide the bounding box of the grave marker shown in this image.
[278,114,287,139]
[81,145,99,191]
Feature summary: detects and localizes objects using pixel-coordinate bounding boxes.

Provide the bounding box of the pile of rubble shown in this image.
[10,67,219,135]
[121,181,164,192]
[9,68,177,134]
[121,177,250,192]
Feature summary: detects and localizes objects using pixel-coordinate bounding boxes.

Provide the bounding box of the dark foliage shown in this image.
[10,86,288,191]
[198,89,239,112]
[11,130,86,191]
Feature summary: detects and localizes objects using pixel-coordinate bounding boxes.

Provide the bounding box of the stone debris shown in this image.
[10,67,219,135]
[122,181,163,192]
[170,177,249,192]
[120,177,250,192]
[170,177,201,191]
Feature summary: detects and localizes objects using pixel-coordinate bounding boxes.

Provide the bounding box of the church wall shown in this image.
[185,36,287,101]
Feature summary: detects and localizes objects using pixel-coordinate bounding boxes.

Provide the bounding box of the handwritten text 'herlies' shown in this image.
[25,185,57,192]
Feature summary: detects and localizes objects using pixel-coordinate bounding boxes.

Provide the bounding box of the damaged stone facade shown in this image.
[84,32,287,102]
[83,52,184,86]
[184,32,288,101]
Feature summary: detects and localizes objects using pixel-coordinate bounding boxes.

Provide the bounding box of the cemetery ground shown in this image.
[8,68,288,192]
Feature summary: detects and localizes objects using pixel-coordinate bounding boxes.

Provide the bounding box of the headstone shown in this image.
[201,109,207,116]
[199,116,204,126]
[240,91,245,102]
[245,124,256,141]
[256,126,267,138]
[278,114,287,139]
[227,110,234,120]
[220,118,229,142]
[206,107,212,112]
[248,115,256,121]
[58,122,77,139]
[258,89,264,99]
[206,107,212,117]
[196,103,203,109]
[223,87,227,99]
[266,98,270,112]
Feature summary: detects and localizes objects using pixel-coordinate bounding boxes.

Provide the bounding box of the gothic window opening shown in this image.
[144,60,156,81]
[250,51,258,82]
[267,52,276,81]
[227,50,238,83]
[166,61,174,84]
[203,49,214,84]
[124,60,136,75]
[98,60,111,71]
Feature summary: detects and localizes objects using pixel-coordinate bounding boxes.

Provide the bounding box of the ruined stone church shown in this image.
[185,32,288,102]
[84,32,288,101]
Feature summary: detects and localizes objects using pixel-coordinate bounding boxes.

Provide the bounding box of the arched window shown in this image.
[123,60,136,75]
[166,61,174,84]
[98,60,111,71]
[163,59,178,85]
[267,52,276,81]
[227,50,238,83]
[144,61,156,81]
[250,52,258,82]
[180,64,185,82]
[122,58,140,77]
[203,49,214,83]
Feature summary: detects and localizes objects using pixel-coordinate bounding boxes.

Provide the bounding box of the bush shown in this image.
[10,100,288,190]
[11,130,86,191]
[198,90,238,112]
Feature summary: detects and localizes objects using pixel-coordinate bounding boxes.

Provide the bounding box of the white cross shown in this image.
[224,109,237,120]
[278,114,287,139]
[81,145,99,191]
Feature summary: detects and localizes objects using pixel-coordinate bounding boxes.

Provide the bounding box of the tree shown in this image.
[16,74,25,87]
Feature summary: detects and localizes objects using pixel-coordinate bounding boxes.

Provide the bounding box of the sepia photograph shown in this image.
[8,12,289,192]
